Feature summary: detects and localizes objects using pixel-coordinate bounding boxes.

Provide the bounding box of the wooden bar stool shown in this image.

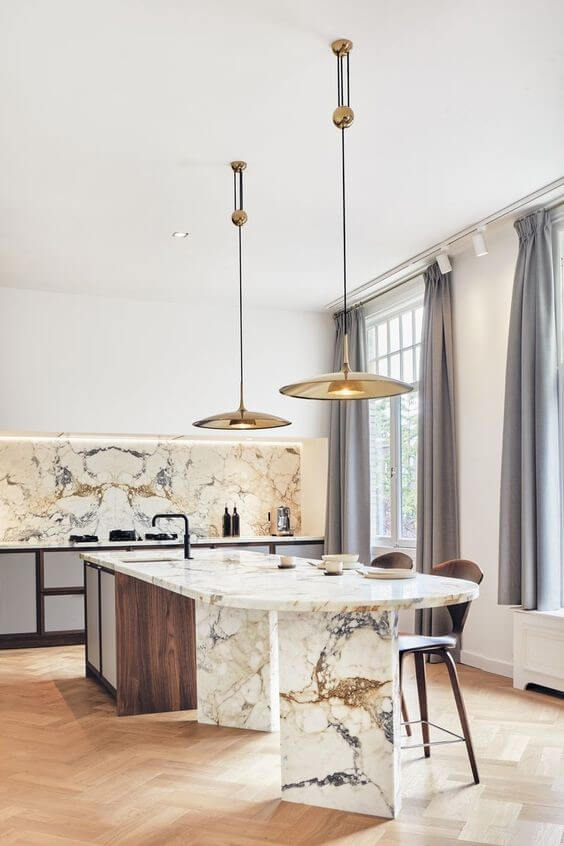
[370,550,414,570]
[371,551,415,734]
[399,559,483,784]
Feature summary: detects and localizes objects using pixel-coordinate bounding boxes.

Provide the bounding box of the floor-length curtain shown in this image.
[324,306,371,565]
[416,262,460,642]
[499,209,561,611]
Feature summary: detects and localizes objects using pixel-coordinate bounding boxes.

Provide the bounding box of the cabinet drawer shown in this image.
[43,551,84,588]
[0,553,37,635]
[275,543,324,560]
[44,594,85,632]
[236,544,270,554]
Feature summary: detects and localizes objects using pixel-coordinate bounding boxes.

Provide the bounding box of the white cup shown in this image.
[279,555,296,568]
[324,559,343,575]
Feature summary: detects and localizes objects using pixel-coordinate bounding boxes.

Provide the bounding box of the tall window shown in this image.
[366,280,424,550]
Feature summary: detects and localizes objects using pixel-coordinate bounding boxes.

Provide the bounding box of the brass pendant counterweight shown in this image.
[333,106,354,129]
[231,210,247,227]
[331,39,353,56]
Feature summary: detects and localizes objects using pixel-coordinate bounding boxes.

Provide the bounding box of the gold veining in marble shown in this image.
[0,438,301,541]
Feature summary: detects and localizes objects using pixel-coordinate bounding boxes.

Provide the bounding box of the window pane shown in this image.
[401,311,413,347]
[414,307,424,343]
[369,399,391,541]
[389,316,400,352]
[400,391,418,540]
[390,352,401,379]
[378,357,388,376]
[367,326,376,369]
[415,346,421,382]
[402,349,414,384]
[377,323,388,356]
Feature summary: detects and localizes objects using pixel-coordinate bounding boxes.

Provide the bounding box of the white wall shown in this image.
[300,438,328,537]
[452,221,518,677]
[0,287,332,439]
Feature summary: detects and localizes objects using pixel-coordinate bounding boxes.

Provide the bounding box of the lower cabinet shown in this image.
[44,594,85,632]
[274,542,324,560]
[84,567,197,716]
[84,562,117,694]
[0,553,37,636]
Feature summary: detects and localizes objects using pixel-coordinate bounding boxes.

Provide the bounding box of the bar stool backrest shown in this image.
[432,559,484,637]
[370,551,413,569]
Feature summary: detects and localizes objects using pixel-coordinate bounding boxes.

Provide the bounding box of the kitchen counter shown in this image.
[0,535,323,650]
[81,548,478,819]
[0,535,323,551]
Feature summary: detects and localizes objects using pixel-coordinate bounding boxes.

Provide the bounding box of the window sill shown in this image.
[512,607,564,619]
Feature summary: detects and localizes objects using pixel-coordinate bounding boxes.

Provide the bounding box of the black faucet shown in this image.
[152,513,192,560]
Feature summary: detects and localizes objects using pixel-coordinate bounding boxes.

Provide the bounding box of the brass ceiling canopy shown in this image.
[279,40,412,402]
[194,162,291,431]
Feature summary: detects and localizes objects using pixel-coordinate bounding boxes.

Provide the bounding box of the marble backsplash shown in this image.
[0,437,301,542]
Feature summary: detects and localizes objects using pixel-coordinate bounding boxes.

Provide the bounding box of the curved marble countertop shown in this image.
[80,548,479,614]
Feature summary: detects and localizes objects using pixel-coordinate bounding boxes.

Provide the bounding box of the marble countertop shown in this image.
[0,535,323,551]
[80,548,479,614]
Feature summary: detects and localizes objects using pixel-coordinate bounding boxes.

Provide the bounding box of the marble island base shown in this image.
[196,603,401,817]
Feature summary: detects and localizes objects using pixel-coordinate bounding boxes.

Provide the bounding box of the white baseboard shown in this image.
[460,649,513,678]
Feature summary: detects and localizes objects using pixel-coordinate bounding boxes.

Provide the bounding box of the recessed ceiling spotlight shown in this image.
[171,231,189,238]
[472,226,488,257]
[437,250,452,274]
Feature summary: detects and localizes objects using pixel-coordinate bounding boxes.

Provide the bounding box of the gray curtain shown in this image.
[416,262,460,642]
[324,306,371,566]
[499,209,561,611]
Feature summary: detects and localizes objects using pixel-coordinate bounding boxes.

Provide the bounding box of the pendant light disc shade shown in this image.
[193,407,291,430]
[279,370,412,400]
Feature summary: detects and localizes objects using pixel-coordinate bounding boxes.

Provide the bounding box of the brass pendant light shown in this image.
[279,40,412,401]
[193,162,291,430]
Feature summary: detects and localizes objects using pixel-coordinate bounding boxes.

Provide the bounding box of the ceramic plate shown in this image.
[359,567,416,580]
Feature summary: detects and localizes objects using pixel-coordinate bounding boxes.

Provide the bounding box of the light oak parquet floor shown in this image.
[0,646,562,845]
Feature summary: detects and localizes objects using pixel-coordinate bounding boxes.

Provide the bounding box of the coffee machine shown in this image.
[272,506,292,536]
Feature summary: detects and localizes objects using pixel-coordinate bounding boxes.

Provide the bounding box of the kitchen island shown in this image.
[81,548,478,819]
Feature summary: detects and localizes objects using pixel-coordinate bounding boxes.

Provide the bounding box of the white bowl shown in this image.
[322,553,359,570]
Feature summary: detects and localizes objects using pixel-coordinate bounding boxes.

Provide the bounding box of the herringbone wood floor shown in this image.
[0,647,562,845]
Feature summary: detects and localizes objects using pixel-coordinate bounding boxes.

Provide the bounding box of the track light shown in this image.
[472,226,488,257]
[437,251,452,274]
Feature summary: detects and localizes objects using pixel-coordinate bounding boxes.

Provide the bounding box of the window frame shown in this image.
[365,277,424,552]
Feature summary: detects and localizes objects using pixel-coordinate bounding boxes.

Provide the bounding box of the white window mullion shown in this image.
[390,396,400,547]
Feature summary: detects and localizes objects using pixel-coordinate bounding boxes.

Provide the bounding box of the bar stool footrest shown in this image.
[401,718,465,750]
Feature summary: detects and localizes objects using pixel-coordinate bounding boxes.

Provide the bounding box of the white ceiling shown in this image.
[1,0,563,311]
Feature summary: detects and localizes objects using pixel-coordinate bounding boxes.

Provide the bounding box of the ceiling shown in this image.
[1,0,563,311]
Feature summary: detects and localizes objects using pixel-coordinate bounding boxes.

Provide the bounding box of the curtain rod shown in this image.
[326,174,564,311]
